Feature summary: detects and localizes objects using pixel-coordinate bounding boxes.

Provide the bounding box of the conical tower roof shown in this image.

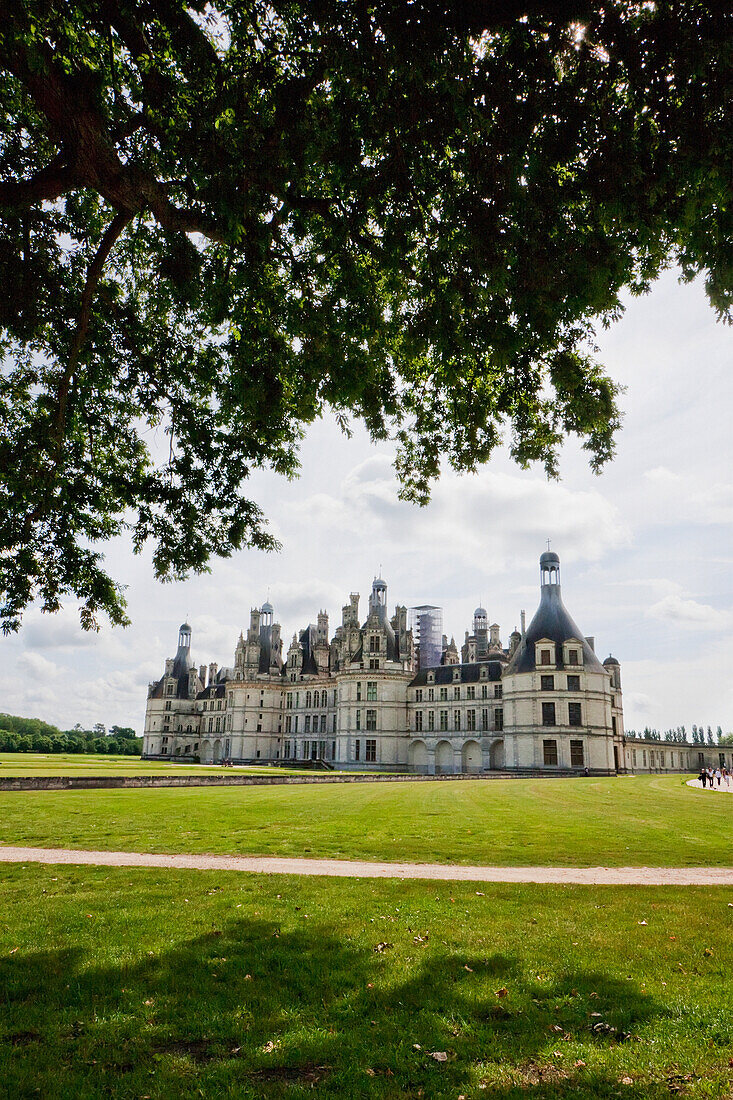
[504,553,604,674]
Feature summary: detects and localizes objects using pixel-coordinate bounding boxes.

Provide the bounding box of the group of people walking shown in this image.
[699,765,729,789]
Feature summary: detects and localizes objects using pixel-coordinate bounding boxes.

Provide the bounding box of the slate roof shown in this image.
[504,583,605,675]
[409,660,504,687]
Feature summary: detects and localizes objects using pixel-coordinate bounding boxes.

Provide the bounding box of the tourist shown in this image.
[707,767,715,790]
[699,768,707,787]
[724,767,730,789]
[715,767,722,787]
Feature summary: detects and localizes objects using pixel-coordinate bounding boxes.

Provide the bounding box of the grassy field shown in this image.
[0,753,311,777]
[1,864,732,1098]
[0,774,729,867]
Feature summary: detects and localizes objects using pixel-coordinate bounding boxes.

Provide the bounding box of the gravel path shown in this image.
[1,845,732,885]
[687,777,733,794]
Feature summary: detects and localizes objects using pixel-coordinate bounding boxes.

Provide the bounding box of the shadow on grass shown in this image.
[0,917,678,1098]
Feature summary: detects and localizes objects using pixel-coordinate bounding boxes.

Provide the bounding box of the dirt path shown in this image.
[1,845,732,885]
[687,778,733,794]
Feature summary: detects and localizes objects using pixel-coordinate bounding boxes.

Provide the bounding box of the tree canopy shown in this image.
[1,1,731,631]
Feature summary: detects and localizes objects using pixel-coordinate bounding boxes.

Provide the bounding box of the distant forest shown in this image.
[624,725,732,745]
[0,713,141,755]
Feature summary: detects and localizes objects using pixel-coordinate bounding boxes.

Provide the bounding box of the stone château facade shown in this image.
[143,550,711,775]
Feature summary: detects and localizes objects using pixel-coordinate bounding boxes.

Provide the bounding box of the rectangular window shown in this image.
[568,702,582,727]
[332,715,337,732]
[567,649,579,665]
[541,675,554,691]
[466,710,476,731]
[542,702,556,726]
[567,675,581,692]
[540,649,552,665]
[294,715,299,732]
[367,681,377,701]
[439,710,448,731]
[320,715,326,733]
[612,715,617,734]
[428,710,435,731]
[416,689,423,702]
[466,685,475,700]
[494,684,502,698]
[439,687,448,701]
[632,749,637,766]
[481,684,488,699]
[366,709,377,731]
[356,682,362,701]
[481,708,488,731]
[355,739,360,761]
[285,715,291,733]
[305,715,311,733]
[453,686,460,700]
[570,739,584,766]
[356,710,361,730]
[543,739,558,766]
[415,711,423,732]
[494,708,503,731]
[369,635,380,653]
[369,659,379,670]
[303,740,310,759]
[428,688,434,702]
[366,738,377,762]
[454,709,461,730]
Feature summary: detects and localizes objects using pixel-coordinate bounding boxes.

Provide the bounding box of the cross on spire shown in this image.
[546,538,552,551]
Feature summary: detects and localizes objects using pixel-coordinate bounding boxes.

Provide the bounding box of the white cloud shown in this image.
[646,592,730,630]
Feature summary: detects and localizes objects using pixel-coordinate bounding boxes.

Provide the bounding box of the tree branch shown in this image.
[0,150,77,208]
[55,209,133,447]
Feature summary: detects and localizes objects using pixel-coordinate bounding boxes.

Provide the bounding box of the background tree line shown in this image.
[625,725,729,745]
[0,713,141,755]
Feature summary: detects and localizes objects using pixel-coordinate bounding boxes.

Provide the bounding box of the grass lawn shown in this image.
[1,865,732,1098]
[0,774,729,867]
[0,753,312,777]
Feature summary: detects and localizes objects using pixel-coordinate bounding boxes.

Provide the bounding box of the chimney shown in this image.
[199,664,206,683]
[165,658,174,676]
[585,636,595,652]
[208,661,218,685]
[520,610,526,634]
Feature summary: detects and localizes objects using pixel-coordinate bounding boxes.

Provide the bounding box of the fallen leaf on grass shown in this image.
[637,920,647,926]
[464,965,473,972]
[620,1077,634,1085]
[262,1040,277,1054]
[374,942,393,953]
[575,1060,586,1067]
[703,948,713,957]
[494,987,509,998]
[430,1051,448,1062]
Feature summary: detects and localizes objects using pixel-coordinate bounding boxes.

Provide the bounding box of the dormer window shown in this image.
[453,669,460,682]
[567,649,579,665]
[480,666,488,680]
[369,635,380,653]
[427,672,435,683]
[540,649,552,666]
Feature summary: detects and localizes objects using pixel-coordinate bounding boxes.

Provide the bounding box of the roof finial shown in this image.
[546,537,551,552]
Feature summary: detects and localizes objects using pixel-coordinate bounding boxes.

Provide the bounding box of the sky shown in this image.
[2,270,732,735]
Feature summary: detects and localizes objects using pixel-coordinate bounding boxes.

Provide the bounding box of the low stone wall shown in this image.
[0,767,624,792]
